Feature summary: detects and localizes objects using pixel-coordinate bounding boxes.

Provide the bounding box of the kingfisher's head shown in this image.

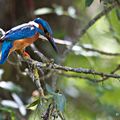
[34,18,58,53]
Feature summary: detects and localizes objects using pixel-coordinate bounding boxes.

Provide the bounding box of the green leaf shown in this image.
[116,9,120,21]
[85,0,94,6]
[0,107,15,120]
[54,93,66,112]
[34,7,53,15]
[0,81,22,93]
[46,84,66,111]
[46,84,55,95]
[26,99,40,110]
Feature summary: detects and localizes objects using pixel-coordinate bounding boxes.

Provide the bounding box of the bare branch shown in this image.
[30,44,49,62]
[79,45,120,56]
[23,59,120,79]
[56,72,100,82]
[56,64,120,83]
[39,37,120,57]
[78,4,116,39]
[95,64,120,82]
[63,2,118,56]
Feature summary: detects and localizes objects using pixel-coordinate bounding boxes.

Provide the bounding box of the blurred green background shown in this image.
[0,0,120,120]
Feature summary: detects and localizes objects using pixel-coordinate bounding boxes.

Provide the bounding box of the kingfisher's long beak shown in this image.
[46,35,58,53]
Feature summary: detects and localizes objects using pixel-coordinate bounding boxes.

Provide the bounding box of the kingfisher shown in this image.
[0,18,58,64]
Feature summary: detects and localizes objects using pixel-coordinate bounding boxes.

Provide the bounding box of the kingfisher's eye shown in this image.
[44,29,47,33]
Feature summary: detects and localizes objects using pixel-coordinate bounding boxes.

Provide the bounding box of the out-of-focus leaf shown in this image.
[72,44,98,57]
[26,99,40,110]
[67,6,77,18]
[54,93,66,112]
[19,105,27,116]
[116,9,120,21]
[1,93,27,116]
[12,93,23,106]
[46,84,55,95]
[0,81,22,93]
[0,107,15,120]
[109,9,120,36]
[12,93,26,116]
[0,69,4,79]
[85,0,94,6]
[34,8,53,15]
[28,101,51,120]
[46,84,66,112]
[54,6,64,16]
[65,86,79,98]
[1,100,18,108]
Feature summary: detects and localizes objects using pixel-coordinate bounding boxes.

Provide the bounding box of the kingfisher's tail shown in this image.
[0,41,13,64]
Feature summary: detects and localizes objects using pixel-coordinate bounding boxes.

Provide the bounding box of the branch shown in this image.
[95,64,120,82]
[30,44,49,62]
[38,2,117,51]
[39,37,120,57]
[78,3,116,39]
[56,72,101,83]
[24,59,120,79]
[79,45,120,56]
[63,2,118,56]
[56,64,120,83]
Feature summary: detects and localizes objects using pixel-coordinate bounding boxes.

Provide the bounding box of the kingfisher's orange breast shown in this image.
[12,33,39,50]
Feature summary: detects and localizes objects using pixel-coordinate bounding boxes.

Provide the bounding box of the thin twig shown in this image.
[57,72,99,82]
[78,3,117,39]
[26,58,45,96]
[38,37,120,57]
[80,45,120,56]
[63,2,118,56]
[30,44,49,62]
[57,63,120,83]
[104,4,120,45]
[96,64,120,82]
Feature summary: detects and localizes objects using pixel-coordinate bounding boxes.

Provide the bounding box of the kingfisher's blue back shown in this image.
[3,24,39,41]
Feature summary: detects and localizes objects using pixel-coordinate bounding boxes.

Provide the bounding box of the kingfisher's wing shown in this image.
[2,23,38,41]
[0,41,13,64]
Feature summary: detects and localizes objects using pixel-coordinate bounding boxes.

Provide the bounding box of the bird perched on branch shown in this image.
[0,18,58,64]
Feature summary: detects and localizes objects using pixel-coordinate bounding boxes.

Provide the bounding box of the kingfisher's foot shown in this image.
[23,51,30,59]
